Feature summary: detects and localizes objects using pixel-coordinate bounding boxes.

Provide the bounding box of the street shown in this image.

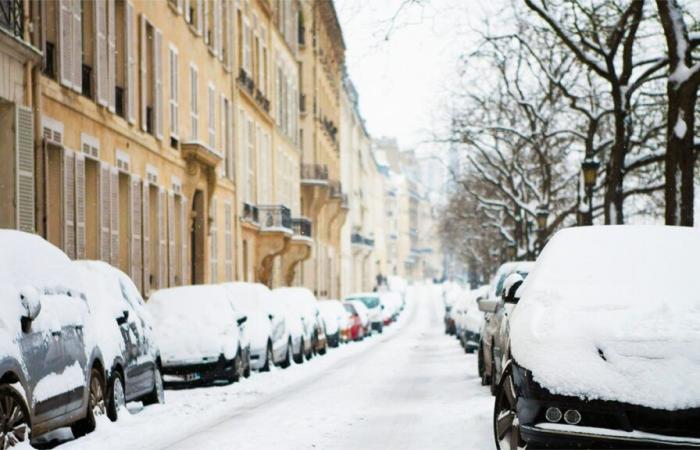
[42,285,492,450]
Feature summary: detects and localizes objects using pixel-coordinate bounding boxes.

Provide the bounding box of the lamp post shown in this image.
[535,205,549,253]
[581,157,600,225]
[507,241,517,260]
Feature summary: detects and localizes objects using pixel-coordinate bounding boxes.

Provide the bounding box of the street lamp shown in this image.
[507,241,517,260]
[581,157,600,225]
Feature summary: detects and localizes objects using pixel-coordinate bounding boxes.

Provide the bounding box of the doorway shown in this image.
[191,190,206,285]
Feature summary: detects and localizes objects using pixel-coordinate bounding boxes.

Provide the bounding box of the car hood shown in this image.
[510,291,700,410]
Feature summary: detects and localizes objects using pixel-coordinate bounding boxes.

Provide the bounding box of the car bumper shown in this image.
[162,358,234,386]
[521,423,700,449]
[463,330,480,349]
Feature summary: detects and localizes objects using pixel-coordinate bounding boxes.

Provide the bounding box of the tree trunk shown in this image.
[605,96,627,225]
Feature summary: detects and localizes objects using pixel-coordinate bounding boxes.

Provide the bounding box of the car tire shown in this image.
[479,346,490,386]
[280,338,292,368]
[71,367,106,438]
[493,363,525,450]
[293,338,304,364]
[106,371,126,422]
[0,384,31,448]
[261,341,273,372]
[142,367,165,406]
[305,339,313,360]
[490,352,499,396]
[243,351,251,378]
[232,348,243,382]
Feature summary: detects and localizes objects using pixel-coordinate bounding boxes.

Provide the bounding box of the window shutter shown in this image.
[168,192,176,286]
[140,14,148,132]
[107,0,116,112]
[181,196,189,284]
[177,0,183,14]
[169,46,179,137]
[75,153,86,259]
[208,84,215,149]
[224,0,232,70]
[63,149,76,259]
[100,163,111,262]
[220,95,226,177]
[184,0,191,24]
[157,188,166,288]
[58,0,73,88]
[214,0,222,57]
[130,175,143,292]
[197,0,203,35]
[154,28,163,140]
[224,201,232,281]
[126,1,136,123]
[203,0,209,44]
[72,0,82,93]
[15,106,34,233]
[142,181,150,294]
[110,168,119,266]
[95,0,108,106]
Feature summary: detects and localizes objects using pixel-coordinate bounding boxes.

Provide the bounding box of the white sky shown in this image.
[335,0,492,153]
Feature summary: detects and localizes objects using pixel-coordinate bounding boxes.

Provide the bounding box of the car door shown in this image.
[19,291,69,422]
[60,292,90,414]
[118,280,155,398]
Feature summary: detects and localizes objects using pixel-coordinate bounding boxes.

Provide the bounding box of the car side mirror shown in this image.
[19,287,41,331]
[268,313,274,321]
[237,315,248,326]
[502,273,524,304]
[380,304,385,310]
[477,298,498,313]
[116,310,129,326]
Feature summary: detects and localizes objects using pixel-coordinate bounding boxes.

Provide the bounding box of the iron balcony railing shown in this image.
[258,205,292,230]
[292,218,312,238]
[329,180,343,198]
[237,68,255,97]
[0,0,23,39]
[351,232,374,248]
[300,163,329,181]
[242,202,259,223]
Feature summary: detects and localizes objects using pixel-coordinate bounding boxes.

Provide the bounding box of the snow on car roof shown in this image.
[511,225,700,410]
[221,282,272,313]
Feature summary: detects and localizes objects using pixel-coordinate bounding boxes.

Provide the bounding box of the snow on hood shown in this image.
[221,282,273,350]
[511,226,700,410]
[147,285,240,363]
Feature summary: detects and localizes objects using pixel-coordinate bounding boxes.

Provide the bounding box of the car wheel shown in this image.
[243,351,251,378]
[0,384,30,448]
[493,364,525,450]
[71,367,106,438]
[233,348,244,382]
[106,371,126,422]
[293,338,304,364]
[305,339,313,360]
[261,341,273,372]
[280,339,292,368]
[143,367,165,406]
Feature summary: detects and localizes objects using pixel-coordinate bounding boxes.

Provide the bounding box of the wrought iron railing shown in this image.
[258,205,292,230]
[242,202,259,223]
[292,218,312,238]
[237,68,255,97]
[329,180,343,198]
[351,232,374,248]
[300,163,329,181]
[0,0,23,39]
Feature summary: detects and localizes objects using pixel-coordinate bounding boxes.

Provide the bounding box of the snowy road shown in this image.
[39,285,493,450]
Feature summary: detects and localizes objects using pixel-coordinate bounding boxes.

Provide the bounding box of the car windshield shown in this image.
[348,296,379,309]
[343,304,356,314]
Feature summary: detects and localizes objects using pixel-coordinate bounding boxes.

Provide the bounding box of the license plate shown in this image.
[185,373,201,382]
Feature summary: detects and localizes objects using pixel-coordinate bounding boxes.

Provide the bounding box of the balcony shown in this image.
[292,218,312,238]
[237,68,256,98]
[320,116,338,143]
[281,217,313,285]
[258,205,292,231]
[301,163,329,182]
[241,202,259,224]
[0,0,22,39]
[254,88,271,114]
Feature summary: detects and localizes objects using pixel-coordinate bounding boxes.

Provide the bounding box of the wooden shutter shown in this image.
[214,0,222,57]
[58,0,73,88]
[157,188,166,288]
[130,175,143,291]
[154,28,163,140]
[75,153,86,259]
[126,1,136,123]
[95,0,108,106]
[110,168,119,266]
[100,163,111,261]
[184,0,191,24]
[72,0,82,92]
[167,192,176,286]
[63,149,76,259]
[142,181,150,294]
[181,196,189,284]
[107,0,116,112]
[15,106,34,233]
[140,14,148,132]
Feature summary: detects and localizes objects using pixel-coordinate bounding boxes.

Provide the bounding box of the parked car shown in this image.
[0,231,108,445]
[275,288,327,356]
[459,285,488,354]
[494,226,700,450]
[477,260,533,392]
[74,261,164,421]
[347,300,371,336]
[342,302,366,341]
[380,291,402,325]
[147,285,247,386]
[317,300,348,347]
[222,282,291,371]
[345,293,384,333]
[271,288,313,364]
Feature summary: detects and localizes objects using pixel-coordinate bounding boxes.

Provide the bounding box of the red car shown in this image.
[343,302,365,341]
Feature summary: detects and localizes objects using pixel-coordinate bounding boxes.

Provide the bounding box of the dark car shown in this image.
[0,231,108,447]
[75,261,164,420]
[494,226,700,450]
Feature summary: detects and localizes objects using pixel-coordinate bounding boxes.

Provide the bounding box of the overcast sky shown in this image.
[335,0,492,153]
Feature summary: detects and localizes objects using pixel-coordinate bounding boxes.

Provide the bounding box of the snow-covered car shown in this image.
[342,302,366,341]
[317,300,348,347]
[345,293,384,333]
[346,300,371,336]
[274,288,327,357]
[0,231,108,445]
[271,288,314,364]
[222,282,291,371]
[494,226,700,450]
[460,285,488,354]
[74,261,164,421]
[380,291,402,325]
[147,285,248,386]
[477,260,533,391]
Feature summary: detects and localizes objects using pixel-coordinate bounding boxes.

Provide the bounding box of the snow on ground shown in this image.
[36,283,494,450]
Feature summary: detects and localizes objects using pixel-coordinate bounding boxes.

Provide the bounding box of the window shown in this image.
[169,45,179,139]
[208,83,215,149]
[190,64,198,140]
[221,96,233,179]
[247,118,255,203]
[140,16,163,138]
